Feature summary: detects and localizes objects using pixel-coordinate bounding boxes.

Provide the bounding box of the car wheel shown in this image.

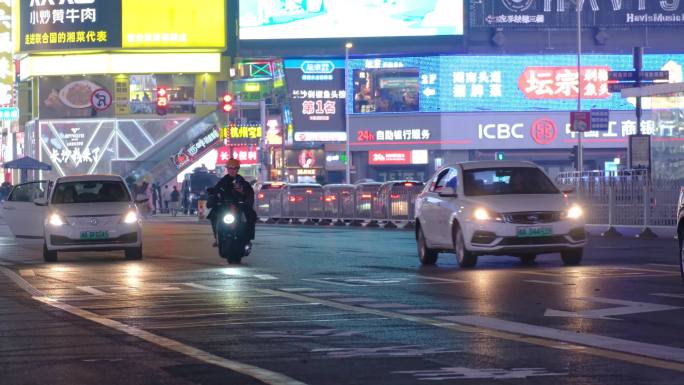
[416,226,438,265]
[454,227,477,268]
[519,254,537,265]
[561,248,583,266]
[43,243,58,263]
[125,245,143,260]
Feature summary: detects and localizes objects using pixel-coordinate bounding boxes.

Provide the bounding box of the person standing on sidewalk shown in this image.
[170,185,180,217]
[162,185,171,214]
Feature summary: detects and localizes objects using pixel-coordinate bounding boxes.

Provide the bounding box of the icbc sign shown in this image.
[369,150,411,165]
[519,66,611,99]
[530,118,558,145]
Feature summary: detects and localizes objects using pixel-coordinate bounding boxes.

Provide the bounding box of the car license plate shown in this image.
[516,226,552,238]
[80,231,109,240]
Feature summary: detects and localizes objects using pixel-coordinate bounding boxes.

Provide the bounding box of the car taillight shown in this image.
[361,193,372,199]
[305,189,313,194]
[390,194,401,199]
[404,182,413,187]
[325,195,337,202]
[257,193,265,199]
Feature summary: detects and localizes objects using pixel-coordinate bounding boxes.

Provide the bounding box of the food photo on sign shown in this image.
[39,76,115,119]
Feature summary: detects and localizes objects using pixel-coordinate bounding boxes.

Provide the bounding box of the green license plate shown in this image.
[80,231,109,240]
[516,226,553,238]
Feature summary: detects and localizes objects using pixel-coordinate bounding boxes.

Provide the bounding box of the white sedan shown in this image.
[415,161,586,267]
[2,175,143,262]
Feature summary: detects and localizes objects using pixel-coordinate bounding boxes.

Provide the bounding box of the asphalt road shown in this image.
[1,220,683,385]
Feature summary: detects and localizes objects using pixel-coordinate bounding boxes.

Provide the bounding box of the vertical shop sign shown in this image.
[0,1,12,107]
[284,59,346,133]
[19,0,122,52]
[114,76,129,115]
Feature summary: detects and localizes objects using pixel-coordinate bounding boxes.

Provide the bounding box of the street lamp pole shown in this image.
[344,42,353,184]
[576,2,583,175]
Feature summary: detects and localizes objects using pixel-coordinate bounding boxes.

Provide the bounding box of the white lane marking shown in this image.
[544,297,681,320]
[33,297,309,385]
[398,309,452,315]
[280,288,316,292]
[183,283,222,291]
[525,280,575,286]
[254,274,278,280]
[312,345,461,358]
[19,269,35,277]
[4,267,310,385]
[100,303,322,319]
[146,317,389,330]
[394,367,567,380]
[335,297,376,303]
[362,303,412,309]
[647,264,679,268]
[440,315,684,364]
[652,293,684,299]
[255,329,361,339]
[0,267,45,297]
[301,292,344,298]
[77,286,109,296]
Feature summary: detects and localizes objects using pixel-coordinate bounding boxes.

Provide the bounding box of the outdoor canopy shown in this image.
[3,156,52,171]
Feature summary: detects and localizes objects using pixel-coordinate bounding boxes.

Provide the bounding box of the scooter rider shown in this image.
[208,158,257,249]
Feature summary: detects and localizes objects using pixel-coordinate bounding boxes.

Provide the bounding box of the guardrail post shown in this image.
[601,183,623,238]
[637,184,658,239]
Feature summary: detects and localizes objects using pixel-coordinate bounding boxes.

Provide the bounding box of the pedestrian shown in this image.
[151,182,159,215]
[162,185,171,214]
[170,185,180,217]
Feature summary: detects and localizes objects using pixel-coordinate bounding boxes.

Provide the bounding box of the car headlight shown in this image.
[223,213,236,224]
[122,210,139,224]
[473,207,502,222]
[565,205,584,219]
[48,213,66,226]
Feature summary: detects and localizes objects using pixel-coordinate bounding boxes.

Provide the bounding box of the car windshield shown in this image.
[52,181,130,204]
[463,167,559,196]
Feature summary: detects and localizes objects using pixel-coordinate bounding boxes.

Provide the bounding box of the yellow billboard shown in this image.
[122,0,226,49]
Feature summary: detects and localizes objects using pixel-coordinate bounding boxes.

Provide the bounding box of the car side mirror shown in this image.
[33,198,48,206]
[438,187,458,197]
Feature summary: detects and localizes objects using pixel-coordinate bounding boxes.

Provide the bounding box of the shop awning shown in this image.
[3,156,52,171]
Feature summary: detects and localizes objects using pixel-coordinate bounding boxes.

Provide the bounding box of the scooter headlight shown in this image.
[223,213,236,224]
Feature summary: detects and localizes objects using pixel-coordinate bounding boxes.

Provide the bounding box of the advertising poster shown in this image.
[285,149,325,169]
[470,0,684,29]
[240,0,464,40]
[19,0,122,52]
[285,59,346,134]
[39,120,116,179]
[347,54,684,114]
[39,76,115,119]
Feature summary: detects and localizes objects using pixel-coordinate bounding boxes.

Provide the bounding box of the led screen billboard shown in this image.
[346,54,684,114]
[239,0,464,40]
[285,59,346,134]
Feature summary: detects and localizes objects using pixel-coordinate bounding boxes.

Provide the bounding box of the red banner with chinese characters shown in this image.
[518,66,611,99]
[217,146,259,165]
[369,150,412,165]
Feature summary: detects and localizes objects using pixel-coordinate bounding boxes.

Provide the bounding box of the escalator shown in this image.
[112,110,227,186]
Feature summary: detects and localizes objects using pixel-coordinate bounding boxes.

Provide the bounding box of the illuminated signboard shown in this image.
[173,127,220,169]
[19,0,122,52]
[285,59,346,134]
[217,146,259,166]
[0,1,11,107]
[122,0,225,49]
[219,124,263,141]
[470,0,684,29]
[346,54,684,113]
[239,0,464,40]
[16,0,225,53]
[369,150,429,165]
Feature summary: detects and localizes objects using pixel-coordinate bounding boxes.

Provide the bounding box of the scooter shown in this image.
[207,187,250,264]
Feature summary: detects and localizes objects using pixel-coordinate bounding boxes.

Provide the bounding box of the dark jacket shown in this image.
[207,174,254,220]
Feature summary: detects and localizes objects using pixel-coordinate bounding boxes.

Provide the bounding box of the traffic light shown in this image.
[495,152,505,161]
[219,93,234,114]
[569,145,578,169]
[155,87,169,116]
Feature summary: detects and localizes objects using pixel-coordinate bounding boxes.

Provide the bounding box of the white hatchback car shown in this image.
[2,175,143,262]
[415,161,586,267]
